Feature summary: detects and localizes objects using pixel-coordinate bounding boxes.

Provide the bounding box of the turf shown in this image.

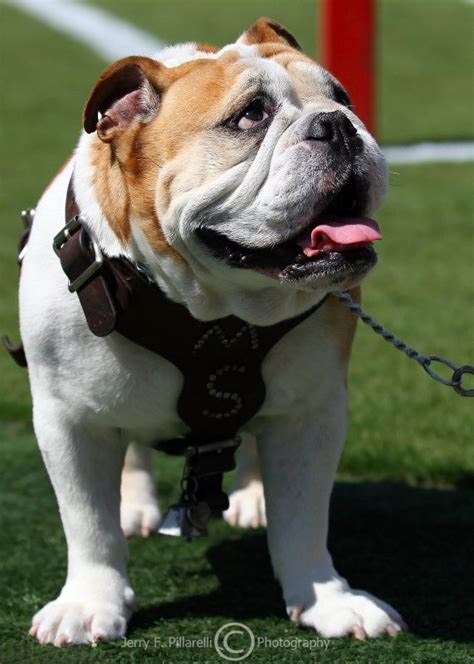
[1,421,474,663]
[0,2,473,662]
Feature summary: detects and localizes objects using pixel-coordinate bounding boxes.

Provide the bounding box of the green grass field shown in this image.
[0,2,473,662]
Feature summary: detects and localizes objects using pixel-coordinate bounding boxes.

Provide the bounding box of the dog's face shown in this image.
[83,18,386,299]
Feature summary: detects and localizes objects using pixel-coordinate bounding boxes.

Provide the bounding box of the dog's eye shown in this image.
[236,100,269,130]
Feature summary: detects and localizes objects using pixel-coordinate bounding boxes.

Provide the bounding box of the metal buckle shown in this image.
[53,215,81,257]
[53,216,104,293]
[21,208,35,229]
[17,208,36,264]
[185,436,242,457]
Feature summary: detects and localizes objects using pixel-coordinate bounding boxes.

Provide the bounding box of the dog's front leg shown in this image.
[29,405,135,646]
[257,389,405,639]
[224,433,266,528]
[121,442,161,537]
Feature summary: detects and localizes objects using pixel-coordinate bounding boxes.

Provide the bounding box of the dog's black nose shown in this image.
[307,111,362,153]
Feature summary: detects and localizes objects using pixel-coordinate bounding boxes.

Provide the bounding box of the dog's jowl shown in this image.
[18,18,404,645]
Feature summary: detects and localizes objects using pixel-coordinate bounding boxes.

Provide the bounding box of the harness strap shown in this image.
[55,179,118,336]
[57,226,119,336]
[2,209,35,367]
[2,336,27,367]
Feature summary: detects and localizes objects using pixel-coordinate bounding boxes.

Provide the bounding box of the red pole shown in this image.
[320,0,376,136]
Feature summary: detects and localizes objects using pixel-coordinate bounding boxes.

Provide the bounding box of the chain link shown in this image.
[333,291,474,397]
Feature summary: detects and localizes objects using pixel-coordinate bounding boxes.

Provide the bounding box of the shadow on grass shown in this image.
[130,481,474,644]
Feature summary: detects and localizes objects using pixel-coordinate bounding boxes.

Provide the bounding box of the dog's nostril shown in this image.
[343,117,358,137]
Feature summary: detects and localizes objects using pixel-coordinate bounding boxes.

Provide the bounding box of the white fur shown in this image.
[152,41,259,67]
[20,36,403,646]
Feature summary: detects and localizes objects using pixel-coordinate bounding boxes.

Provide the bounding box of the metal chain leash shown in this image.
[334,291,474,397]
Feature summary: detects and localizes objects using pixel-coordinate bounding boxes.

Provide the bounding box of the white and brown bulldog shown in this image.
[20,18,404,646]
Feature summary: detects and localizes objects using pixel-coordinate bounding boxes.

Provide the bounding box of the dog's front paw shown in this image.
[29,575,135,646]
[121,499,161,538]
[224,480,267,528]
[121,469,161,537]
[288,587,406,639]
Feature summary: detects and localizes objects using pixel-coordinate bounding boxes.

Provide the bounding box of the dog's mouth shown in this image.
[196,178,382,283]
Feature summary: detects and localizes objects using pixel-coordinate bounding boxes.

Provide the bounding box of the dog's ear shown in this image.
[238,17,302,52]
[83,56,164,142]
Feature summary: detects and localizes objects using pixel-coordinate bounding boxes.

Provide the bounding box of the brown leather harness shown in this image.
[4,178,328,537]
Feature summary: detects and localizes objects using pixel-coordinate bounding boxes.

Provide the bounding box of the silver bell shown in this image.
[158,501,211,539]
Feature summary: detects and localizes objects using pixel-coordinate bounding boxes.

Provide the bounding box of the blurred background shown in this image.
[0,1,473,660]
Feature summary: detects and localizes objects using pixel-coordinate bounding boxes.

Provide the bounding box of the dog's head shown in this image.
[80,18,387,320]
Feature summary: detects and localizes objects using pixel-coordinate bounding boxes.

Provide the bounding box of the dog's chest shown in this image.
[80,307,340,444]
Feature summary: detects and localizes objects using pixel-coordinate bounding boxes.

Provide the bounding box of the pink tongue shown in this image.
[300,217,382,256]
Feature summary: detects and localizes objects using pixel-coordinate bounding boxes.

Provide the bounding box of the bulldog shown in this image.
[20,18,405,646]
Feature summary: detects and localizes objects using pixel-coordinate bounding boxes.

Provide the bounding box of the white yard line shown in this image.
[383,141,474,165]
[8,0,474,164]
[7,0,165,61]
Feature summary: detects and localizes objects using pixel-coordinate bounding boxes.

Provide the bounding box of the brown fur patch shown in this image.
[196,43,219,53]
[256,43,313,67]
[90,140,130,244]
[240,18,302,51]
[146,58,246,162]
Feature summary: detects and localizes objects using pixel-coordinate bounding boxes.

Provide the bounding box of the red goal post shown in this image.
[320,0,376,135]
